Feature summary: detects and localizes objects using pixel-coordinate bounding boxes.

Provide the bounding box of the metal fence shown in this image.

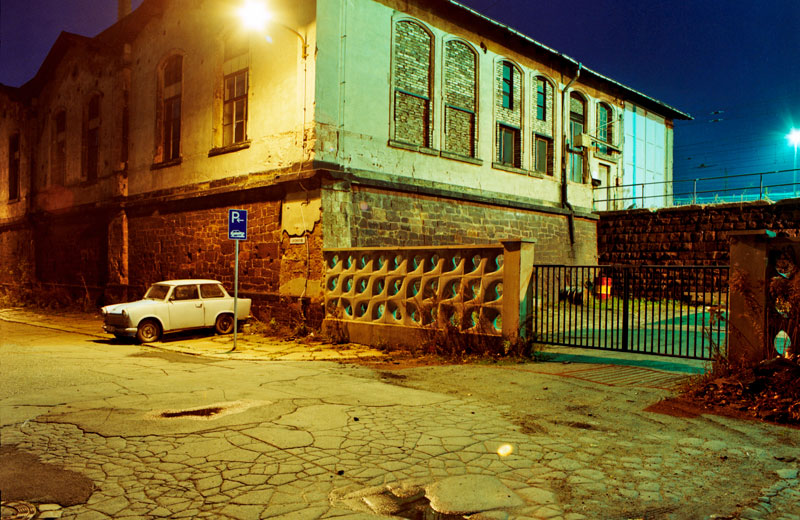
[594,168,799,210]
[532,265,729,360]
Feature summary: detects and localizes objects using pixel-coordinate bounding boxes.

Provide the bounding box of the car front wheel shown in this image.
[215,314,234,335]
[136,320,161,343]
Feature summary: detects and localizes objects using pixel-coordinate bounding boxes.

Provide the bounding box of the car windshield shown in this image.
[143,284,170,300]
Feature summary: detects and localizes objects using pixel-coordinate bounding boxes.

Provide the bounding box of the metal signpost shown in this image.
[227,209,248,351]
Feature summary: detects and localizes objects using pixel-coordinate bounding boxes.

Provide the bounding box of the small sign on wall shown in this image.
[290,237,307,245]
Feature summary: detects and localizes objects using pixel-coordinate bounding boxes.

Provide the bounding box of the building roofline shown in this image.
[441,0,693,121]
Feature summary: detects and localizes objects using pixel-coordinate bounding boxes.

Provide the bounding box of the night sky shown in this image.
[2,0,799,194]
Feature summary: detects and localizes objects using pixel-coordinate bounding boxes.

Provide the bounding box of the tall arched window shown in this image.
[443,40,477,158]
[392,20,433,147]
[51,110,67,186]
[495,60,522,168]
[568,92,586,183]
[532,76,554,175]
[597,102,613,154]
[84,93,101,182]
[157,54,182,163]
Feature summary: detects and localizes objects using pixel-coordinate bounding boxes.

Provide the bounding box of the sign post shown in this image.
[227,209,248,351]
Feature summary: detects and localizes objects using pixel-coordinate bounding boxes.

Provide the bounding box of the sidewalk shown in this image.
[0,307,386,362]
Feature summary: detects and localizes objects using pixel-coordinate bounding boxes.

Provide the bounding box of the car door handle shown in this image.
[195,303,203,308]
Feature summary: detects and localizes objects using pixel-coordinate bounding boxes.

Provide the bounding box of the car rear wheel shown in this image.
[215,314,235,334]
[136,320,161,343]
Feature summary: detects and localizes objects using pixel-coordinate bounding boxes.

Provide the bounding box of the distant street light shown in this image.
[789,129,800,197]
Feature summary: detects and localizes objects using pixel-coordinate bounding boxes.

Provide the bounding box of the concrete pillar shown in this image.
[501,239,536,341]
[107,210,129,302]
[728,231,770,366]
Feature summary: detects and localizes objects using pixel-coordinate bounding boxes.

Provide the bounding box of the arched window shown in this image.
[443,40,477,158]
[52,110,67,186]
[568,92,586,183]
[84,93,101,182]
[392,20,433,147]
[597,102,613,154]
[532,76,554,175]
[157,54,182,163]
[495,60,522,168]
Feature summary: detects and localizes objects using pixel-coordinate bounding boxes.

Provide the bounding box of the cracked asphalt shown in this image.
[0,309,798,520]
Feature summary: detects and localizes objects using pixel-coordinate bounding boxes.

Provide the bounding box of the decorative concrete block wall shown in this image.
[323,241,534,349]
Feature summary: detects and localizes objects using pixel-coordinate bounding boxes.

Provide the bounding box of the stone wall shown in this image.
[0,225,34,287]
[343,185,597,265]
[598,199,800,266]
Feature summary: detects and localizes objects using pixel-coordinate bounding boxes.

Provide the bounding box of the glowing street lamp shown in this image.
[788,129,800,197]
[237,0,272,32]
[236,0,307,59]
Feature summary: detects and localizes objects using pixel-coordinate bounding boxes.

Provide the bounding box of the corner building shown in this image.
[0,0,690,324]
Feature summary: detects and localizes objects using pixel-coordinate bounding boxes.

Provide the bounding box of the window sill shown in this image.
[151,157,182,170]
[492,162,528,175]
[208,141,251,157]
[388,139,438,156]
[440,150,483,166]
[594,151,619,163]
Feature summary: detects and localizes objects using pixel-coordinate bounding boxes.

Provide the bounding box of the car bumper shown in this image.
[103,325,137,336]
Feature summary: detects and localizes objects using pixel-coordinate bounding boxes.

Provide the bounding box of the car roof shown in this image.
[154,280,223,286]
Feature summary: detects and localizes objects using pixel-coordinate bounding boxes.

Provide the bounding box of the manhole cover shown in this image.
[1,501,37,520]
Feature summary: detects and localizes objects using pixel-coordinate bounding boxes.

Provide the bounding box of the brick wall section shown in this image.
[443,40,476,157]
[0,227,34,286]
[346,185,597,265]
[35,216,108,286]
[598,200,800,266]
[394,20,432,147]
[127,200,324,327]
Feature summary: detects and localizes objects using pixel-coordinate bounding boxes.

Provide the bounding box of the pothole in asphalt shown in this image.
[147,400,270,421]
[370,491,465,519]
[160,406,223,418]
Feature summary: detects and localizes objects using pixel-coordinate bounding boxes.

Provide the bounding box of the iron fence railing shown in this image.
[594,168,799,210]
[532,265,729,360]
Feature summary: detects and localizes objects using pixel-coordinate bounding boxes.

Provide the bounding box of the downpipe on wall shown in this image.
[561,62,582,244]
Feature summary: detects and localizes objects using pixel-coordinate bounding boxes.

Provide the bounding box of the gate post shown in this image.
[728,231,769,365]
[501,239,536,341]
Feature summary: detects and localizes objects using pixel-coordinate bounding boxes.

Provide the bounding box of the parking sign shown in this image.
[228,209,248,240]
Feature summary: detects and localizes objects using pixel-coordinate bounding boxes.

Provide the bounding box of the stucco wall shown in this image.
[313,0,640,213]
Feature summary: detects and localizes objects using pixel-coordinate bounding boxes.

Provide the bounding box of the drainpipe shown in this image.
[561,62,582,244]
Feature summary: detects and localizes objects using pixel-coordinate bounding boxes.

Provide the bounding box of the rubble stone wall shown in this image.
[598,199,800,266]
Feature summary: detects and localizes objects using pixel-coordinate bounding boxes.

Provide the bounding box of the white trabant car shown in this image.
[101,280,252,343]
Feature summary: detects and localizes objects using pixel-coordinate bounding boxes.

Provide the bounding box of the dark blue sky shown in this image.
[2,0,799,195]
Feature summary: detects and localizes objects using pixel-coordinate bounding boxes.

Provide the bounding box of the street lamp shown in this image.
[236,0,307,59]
[788,129,800,197]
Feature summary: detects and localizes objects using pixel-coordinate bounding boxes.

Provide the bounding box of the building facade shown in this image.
[0,0,689,323]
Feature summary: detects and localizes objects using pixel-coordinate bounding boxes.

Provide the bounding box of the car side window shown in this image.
[172,285,199,300]
[200,284,224,298]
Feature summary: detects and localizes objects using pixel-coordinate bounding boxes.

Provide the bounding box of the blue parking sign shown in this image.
[228,209,248,240]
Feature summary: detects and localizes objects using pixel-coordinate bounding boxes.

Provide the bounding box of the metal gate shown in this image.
[532,265,729,360]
